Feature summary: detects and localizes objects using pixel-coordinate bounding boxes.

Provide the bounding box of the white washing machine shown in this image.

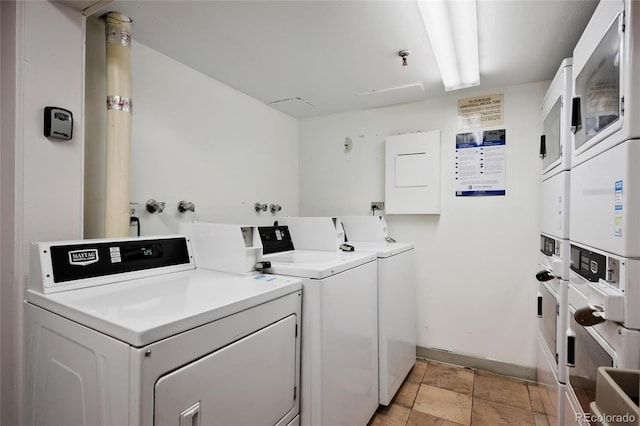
[338,215,416,406]
[25,235,302,426]
[257,225,379,426]
[565,253,640,425]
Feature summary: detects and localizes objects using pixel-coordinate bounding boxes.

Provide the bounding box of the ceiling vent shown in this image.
[357,83,425,109]
[268,97,315,116]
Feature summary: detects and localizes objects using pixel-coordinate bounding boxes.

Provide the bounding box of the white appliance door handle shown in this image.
[179,401,201,426]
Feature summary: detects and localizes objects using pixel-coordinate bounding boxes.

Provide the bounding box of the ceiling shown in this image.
[69,0,599,118]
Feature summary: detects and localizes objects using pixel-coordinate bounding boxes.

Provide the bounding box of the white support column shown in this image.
[104,11,132,237]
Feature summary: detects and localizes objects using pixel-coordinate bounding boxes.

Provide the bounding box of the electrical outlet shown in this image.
[371,201,385,211]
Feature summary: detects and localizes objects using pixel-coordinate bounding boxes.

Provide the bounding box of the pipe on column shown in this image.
[103,12,132,237]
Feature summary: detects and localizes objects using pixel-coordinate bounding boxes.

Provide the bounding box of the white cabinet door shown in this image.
[155,314,298,426]
[385,131,441,214]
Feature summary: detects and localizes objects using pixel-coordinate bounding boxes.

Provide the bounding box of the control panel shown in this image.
[258,226,295,255]
[31,236,194,293]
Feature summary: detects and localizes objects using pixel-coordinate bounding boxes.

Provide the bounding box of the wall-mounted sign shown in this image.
[455,129,506,196]
[458,94,504,129]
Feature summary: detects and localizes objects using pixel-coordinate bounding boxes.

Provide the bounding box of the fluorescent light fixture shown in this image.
[417,0,480,91]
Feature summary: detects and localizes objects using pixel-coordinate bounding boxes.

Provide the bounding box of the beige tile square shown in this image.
[393,379,421,408]
[406,359,428,383]
[533,412,550,426]
[413,384,472,426]
[536,383,557,415]
[368,404,411,426]
[471,398,535,426]
[527,384,546,413]
[473,371,532,411]
[407,410,466,425]
[423,362,474,395]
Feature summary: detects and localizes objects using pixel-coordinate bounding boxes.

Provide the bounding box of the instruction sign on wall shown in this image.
[458,94,504,129]
[455,129,506,196]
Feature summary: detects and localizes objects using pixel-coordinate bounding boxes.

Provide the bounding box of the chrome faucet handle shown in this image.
[255,202,268,212]
[178,200,196,213]
[269,204,282,213]
[146,199,165,213]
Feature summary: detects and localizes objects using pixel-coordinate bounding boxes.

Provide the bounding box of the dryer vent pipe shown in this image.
[103,11,133,237]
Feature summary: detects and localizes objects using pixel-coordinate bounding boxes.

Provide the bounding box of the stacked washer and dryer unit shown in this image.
[563,0,640,424]
[535,57,573,425]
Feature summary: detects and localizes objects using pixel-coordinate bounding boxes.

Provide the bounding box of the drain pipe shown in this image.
[103,12,133,237]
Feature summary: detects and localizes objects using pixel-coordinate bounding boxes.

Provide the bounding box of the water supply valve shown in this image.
[177,200,195,213]
[146,199,165,213]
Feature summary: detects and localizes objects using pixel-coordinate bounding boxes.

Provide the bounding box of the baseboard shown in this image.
[416,346,537,382]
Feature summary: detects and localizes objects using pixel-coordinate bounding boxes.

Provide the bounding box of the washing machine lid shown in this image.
[345,241,414,258]
[262,249,376,279]
[26,269,301,347]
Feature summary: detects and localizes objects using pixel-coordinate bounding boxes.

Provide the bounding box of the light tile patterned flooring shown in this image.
[368,359,558,426]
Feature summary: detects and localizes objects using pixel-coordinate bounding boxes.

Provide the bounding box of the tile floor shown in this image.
[368,358,558,426]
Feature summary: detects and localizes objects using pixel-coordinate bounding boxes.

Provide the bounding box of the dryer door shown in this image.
[542,96,562,173]
[154,314,298,426]
[539,282,558,362]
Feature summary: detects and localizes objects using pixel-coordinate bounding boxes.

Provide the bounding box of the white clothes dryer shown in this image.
[540,58,572,179]
[571,0,640,167]
[25,235,302,426]
[338,215,416,406]
[257,225,379,426]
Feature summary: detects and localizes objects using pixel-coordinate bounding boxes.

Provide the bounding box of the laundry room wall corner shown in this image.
[3,1,85,425]
[83,27,300,237]
[299,82,545,369]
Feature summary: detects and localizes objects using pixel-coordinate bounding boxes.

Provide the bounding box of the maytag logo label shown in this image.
[68,249,99,266]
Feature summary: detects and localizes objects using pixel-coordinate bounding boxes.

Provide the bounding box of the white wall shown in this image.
[131,42,299,233]
[85,19,300,237]
[1,1,85,424]
[0,2,10,422]
[299,83,545,368]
